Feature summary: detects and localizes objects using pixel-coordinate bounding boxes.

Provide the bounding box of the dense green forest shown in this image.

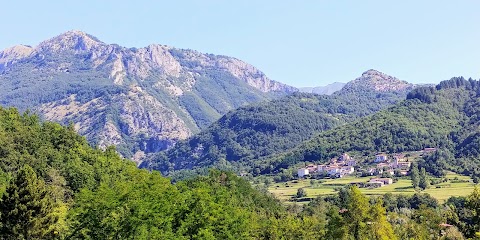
[259,77,480,181]
[0,106,479,239]
[144,83,411,178]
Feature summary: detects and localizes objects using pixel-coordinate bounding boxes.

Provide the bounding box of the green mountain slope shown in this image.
[142,70,415,177]
[0,31,295,161]
[0,106,134,197]
[265,77,480,180]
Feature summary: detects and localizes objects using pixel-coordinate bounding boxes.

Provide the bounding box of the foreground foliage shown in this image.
[0,107,479,239]
[0,165,57,239]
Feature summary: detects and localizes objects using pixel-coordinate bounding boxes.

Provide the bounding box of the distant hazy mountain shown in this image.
[0,30,296,162]
[143,69,416,177]
[299,82,346,95]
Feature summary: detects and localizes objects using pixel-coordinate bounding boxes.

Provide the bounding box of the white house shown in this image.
[375,154,388,162]
[395,161,411,169]
[339,153,351,161]
[369,178,393,185]
[317,165,328,172]
[368,181,384,187]
[298,168,309,178]
[393,154,405,161]
[327,167,341,175]
[306,165,317,173]
[341,166,354,174]
[346,159,357,166]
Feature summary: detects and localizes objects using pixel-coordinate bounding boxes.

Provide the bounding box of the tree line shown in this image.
[0,106,479,239]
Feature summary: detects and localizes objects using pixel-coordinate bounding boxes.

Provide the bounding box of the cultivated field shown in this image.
[268,172,476,203]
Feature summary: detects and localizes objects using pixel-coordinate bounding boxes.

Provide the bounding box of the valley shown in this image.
[1,29,480,239]
[0,0,479,238]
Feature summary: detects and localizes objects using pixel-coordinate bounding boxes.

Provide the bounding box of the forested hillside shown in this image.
[1,106,480,239]
[0,106,321,238]
[143,70,415,178]
[263,77,480,181]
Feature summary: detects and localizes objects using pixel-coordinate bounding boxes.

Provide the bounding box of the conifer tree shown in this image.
[369,199,397,240]
[410,163,420,189]
[0,165,58,239]
[419,167,430,190]
[344,186,370,239]
[325,206,348,240]
[467,186,480,236]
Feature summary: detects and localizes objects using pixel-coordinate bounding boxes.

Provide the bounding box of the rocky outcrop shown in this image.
[0,45,34,70]
[342,69,414,92]
[35,30,103,53]
[215,57,295,93]
[38,85,192,162]
[138,45,181,77]
[117,85,191,141]
[28,31,293,93]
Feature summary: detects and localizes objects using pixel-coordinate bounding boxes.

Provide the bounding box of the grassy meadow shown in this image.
[268,172,476,203]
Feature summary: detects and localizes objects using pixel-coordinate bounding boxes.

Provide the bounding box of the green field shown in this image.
[268,172,476,203]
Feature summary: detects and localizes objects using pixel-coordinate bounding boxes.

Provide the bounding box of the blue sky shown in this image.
[1,0,479,87]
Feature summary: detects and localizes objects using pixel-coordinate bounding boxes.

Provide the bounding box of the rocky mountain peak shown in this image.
[36,30,105,53]
[0,45,34,67]
[342,69,414,92]
[361,69,384,76]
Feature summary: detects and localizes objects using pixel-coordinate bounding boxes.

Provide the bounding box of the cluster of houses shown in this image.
[367,153,411,176]
[297,153,356,178]
[297,152,413,179]
[296,149,437,188]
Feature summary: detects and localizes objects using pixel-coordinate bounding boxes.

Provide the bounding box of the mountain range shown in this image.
[0,31,422,170]
[0,31,295,162]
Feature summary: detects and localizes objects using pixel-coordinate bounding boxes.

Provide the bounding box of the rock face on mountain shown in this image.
[340,69,414,93]
[0,30,296,163]
[0,45,34,69]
